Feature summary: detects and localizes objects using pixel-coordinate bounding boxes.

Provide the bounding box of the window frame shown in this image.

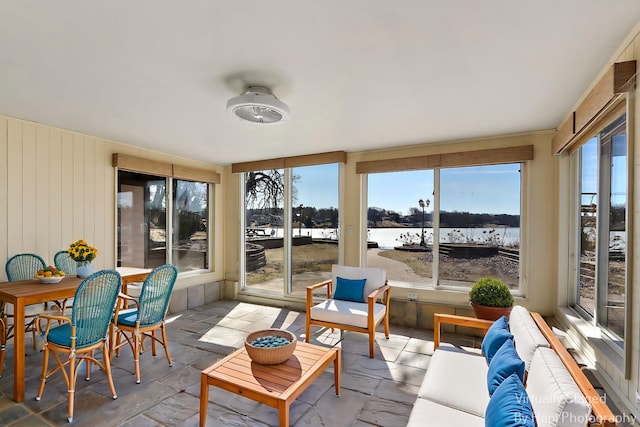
[570,110,629,353]
[115,169,213,275]
[239,163,344,297]
[364,161,525,294]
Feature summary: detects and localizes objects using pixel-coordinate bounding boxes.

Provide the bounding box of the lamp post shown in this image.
[418,198,430,246]
[297,204,304,236]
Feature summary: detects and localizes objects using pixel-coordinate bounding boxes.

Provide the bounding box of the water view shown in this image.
[249,227,521,249]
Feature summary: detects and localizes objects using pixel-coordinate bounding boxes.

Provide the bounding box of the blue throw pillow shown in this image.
[487,338,525,396]
[333,277,367,303]
[485,373,535,427]
[481,315,512,364]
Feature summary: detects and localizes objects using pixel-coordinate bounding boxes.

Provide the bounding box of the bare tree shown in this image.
[245,170,284,209]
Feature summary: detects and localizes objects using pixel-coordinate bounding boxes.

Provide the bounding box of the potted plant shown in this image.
[67,239,98,278]
[469,276,514,321]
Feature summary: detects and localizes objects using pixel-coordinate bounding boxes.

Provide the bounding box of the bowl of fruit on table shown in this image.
[244,329,297,365]
[34,266,65,284]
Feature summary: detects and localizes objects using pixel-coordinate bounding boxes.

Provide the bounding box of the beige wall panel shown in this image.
[72,134,85,239]
[0,117,7,273]
[35,124,51,260]
[7,119,24,258]
[22,123,37,252]
[223,168,240,283]
[49,128,63,254]
[60,132,74,255]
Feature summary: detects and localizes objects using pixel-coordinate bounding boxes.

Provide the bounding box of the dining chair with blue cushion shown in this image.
[1,253,47,358]
[35,269,122,423]
[110,264,177,384]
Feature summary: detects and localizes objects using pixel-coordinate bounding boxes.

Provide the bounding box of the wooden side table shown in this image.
[199,341,341,426]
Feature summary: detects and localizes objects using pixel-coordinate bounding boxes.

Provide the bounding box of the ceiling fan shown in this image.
[226,86,290,124]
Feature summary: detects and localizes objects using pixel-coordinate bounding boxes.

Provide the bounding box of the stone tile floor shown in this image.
[0,300,637,426]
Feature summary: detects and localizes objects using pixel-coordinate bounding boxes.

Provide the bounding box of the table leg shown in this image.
[333,347,341,396]
[199,374,209,427]
[13,300,25,402]
[278,400,290,427]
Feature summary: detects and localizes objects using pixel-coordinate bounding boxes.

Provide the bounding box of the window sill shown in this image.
[557,306,624,372]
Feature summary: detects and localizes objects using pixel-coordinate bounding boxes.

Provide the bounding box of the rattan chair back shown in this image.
[54,250,76,275]
[72,270,122,348]
[136,264,178,327]
[5,253,46,281]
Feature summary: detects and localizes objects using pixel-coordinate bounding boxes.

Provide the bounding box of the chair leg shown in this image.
[305,321,310,343]
[151,330,157,356]
[368,330,375,358]
[67,355,77,423]
[134,332,141,384]
[85,351,92,380]
[35,345,50,400]
[160,324,173,367]
[0,318,6,378]
[384,314,390,339]
[102,345,118,400]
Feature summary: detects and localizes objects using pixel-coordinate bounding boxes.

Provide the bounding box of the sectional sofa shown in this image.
[407,306,617,427]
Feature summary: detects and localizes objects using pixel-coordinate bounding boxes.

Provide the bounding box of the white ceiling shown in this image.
[1,1,640,166]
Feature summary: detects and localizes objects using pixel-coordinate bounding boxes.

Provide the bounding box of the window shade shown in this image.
[553,60,636,154]
[112,153,220,184]
[356,145,534,174]
[232,151,347,173]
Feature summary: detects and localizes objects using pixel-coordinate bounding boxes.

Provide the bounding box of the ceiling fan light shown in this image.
[226,86,290,124]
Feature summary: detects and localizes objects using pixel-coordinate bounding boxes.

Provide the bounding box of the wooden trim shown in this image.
[530,312,617,427]
[356,145,534,174]
[553,61,635,154]
[172,164,220,184]
[283,151,347,168]
[113,153,220,184]
[112,153,172,176]
[232,150,347,173]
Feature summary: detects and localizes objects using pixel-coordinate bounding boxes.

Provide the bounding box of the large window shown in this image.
[574,113,627,342]
[242,164,340,297]
[117,171,209,273]
[367,163,521,289]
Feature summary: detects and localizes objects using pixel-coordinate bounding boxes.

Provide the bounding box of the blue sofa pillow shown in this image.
[487,338,525,396]
[333,277,367,303]
[485,373,535,427]
[481,315,512,363]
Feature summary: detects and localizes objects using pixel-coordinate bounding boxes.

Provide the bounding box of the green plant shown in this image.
[469,276,514,308]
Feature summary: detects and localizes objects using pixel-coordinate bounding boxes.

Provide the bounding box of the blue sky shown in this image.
[294,163,522,215]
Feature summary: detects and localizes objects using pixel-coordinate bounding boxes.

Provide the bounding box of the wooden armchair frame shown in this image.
[305,277,391,358]
[433,312,617,427]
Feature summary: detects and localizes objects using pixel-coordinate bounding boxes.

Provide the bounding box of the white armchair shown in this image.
[305,265,391,358]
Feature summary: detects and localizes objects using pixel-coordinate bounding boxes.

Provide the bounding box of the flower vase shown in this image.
[76,262,94,279]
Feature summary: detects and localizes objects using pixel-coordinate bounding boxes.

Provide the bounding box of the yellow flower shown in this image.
[67,239,98,262]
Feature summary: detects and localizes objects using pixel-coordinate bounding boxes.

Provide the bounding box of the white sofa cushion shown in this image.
[509,305,550,370]
[332,265,386,303]
[407,398,484,427]
[526,347,591,427]
[309,299,386,328]
[418,344,490,417]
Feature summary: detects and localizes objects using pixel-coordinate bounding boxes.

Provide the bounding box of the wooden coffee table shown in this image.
[199,341,341,427]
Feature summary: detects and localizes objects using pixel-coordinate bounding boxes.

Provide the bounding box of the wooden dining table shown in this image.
[0,267,151,402]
